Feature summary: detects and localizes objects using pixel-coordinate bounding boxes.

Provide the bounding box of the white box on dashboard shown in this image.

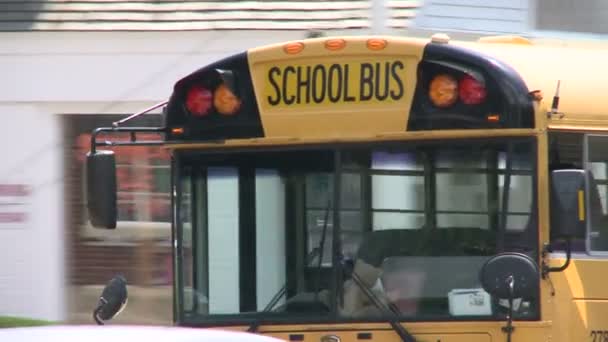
[448,288,492,316]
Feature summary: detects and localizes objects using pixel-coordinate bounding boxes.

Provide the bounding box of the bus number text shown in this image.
[591,330,608,342]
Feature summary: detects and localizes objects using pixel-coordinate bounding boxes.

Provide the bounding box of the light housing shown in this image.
[184,69,242,117]
[165,51,265,142]
[408,43,536,131]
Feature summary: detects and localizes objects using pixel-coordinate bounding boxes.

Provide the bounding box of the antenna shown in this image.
[551,80,560,112]
[112,100,168,128]
[548,80,564,119]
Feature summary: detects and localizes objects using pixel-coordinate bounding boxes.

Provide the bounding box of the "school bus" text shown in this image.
[266,61,405,106]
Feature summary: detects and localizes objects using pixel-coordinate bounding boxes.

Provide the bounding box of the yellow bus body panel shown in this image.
[458,40,608,131]
[547,257,608,342]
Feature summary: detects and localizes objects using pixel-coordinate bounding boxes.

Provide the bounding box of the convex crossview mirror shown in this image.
[479,253,539,300]
[93,275,128,325]
[479,252,539,342]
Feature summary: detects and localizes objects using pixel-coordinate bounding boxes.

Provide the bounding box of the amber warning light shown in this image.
[429,74,458,108]
[214,83,241,115]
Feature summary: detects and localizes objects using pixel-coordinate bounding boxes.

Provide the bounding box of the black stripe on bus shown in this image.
[165,51,265,141]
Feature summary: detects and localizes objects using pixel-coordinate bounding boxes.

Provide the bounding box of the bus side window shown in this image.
[550,133,608,253]
[548,132,587,252]
[586,170,608,251]
[586,135,608,253]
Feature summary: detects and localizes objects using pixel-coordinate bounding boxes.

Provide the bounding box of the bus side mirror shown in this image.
[86,150,117,229]
[550,169,587,239]
[479,253,539,340]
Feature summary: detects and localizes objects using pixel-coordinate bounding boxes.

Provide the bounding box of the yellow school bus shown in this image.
[86,34,608,342]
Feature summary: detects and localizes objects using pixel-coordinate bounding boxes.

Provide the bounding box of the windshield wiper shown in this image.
[246,247,320,332]
[349,270,417,342]
[314,200,331,300]
[247,201,331,333]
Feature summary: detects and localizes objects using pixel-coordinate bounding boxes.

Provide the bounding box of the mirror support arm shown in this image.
[501,275,515,342]
[90,127,166,154]
[542,239,571,278]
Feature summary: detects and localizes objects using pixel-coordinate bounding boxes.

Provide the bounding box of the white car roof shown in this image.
[0,325,286,342]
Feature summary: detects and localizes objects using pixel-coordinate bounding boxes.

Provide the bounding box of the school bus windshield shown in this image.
[175,137,538,325]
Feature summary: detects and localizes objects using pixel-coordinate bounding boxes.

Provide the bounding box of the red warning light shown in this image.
[459,75,487,105]
[186,86,213,117]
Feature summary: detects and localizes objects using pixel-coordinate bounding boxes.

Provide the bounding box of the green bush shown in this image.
[0,316,56,328]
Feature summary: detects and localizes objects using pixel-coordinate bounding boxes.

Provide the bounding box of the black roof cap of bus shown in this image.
[407,41,535,131]
[164,51,265,142]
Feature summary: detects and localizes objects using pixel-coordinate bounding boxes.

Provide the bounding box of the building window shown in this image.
[536,0,608,34]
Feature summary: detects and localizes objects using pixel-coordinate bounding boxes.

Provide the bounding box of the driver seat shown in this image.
[340,228,495,317]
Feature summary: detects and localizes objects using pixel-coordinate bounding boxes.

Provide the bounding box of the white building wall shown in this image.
[0,104,64,321]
